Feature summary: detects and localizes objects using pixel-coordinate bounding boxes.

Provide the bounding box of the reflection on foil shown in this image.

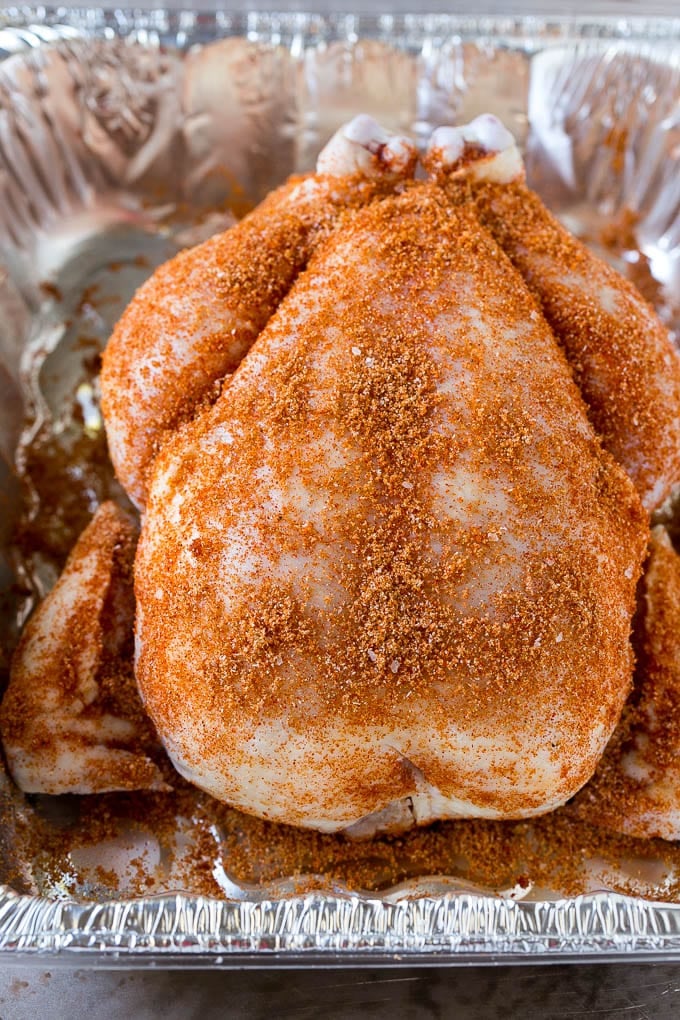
[0,10,679,960]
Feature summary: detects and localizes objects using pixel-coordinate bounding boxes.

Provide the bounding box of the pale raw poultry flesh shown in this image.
[0,502,166,795]
[4,114,680,839]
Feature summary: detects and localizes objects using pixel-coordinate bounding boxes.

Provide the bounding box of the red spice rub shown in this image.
[446,175,680,514]
[101,164,416,510]
[8,119,680,898]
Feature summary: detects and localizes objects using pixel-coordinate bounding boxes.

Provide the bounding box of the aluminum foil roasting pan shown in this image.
[2,5,680,964]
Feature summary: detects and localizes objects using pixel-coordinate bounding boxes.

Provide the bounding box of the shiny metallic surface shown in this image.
[1,7,680,964]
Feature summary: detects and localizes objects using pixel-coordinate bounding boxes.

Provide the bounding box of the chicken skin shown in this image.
[5,115,680,838]
[425,117,680,514]
[101,116,417,509]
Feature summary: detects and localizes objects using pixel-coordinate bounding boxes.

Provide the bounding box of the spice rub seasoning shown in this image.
[0,503,167,795]
[572,526,680,840]
[20,780,680,903]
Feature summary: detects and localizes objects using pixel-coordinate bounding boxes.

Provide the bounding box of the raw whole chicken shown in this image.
[4,114,680,838]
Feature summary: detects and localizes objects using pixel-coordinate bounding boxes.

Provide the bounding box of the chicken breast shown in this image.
[101,116,417,509]
[425,116,680,514]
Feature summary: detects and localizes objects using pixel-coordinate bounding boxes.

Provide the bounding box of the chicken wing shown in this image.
[573,526,680,841]
[0,502,167,795]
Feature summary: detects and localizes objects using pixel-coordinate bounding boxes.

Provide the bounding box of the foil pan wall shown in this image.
[1,8,680,963]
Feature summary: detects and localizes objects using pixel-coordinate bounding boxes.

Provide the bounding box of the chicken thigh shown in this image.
[0,502,166,794]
